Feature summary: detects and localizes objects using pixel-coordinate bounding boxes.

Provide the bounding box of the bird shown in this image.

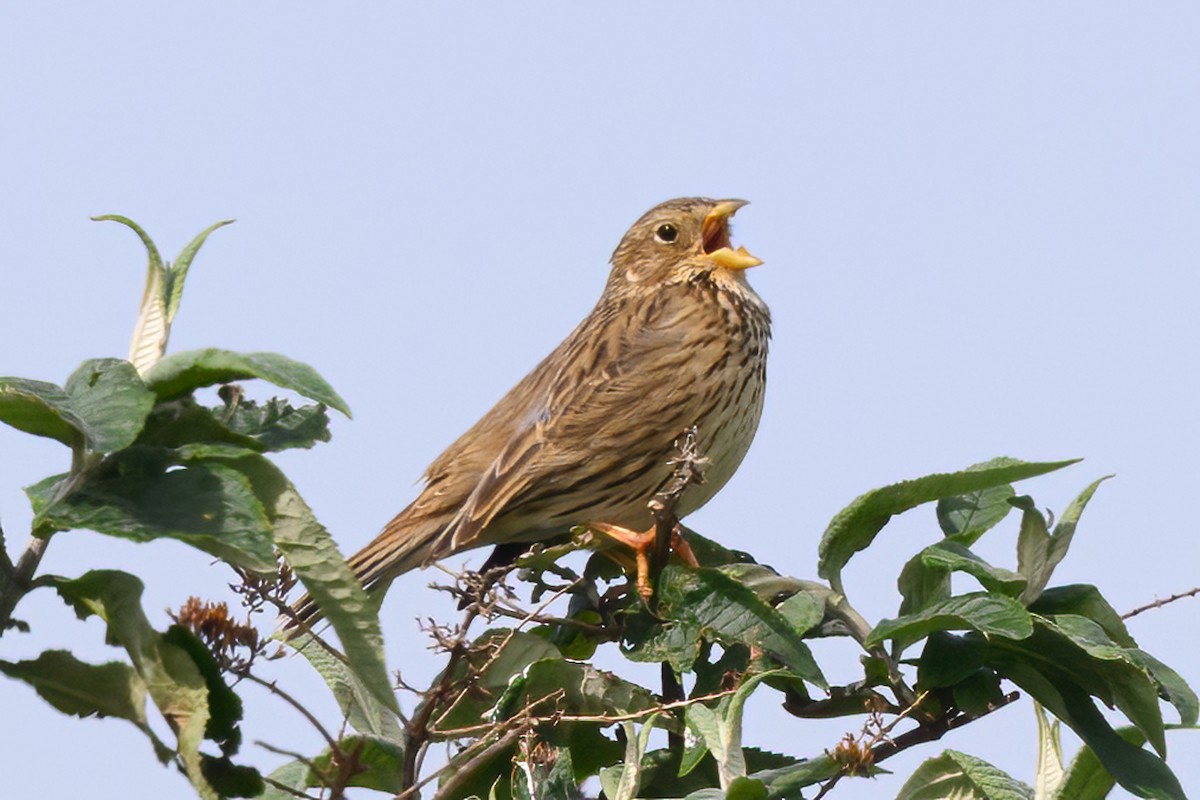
[292,197,770,625]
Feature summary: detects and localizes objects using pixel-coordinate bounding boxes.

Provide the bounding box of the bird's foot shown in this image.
[588,522,699,600]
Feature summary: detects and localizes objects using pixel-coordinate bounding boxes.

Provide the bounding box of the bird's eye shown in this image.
[654,223,678,243]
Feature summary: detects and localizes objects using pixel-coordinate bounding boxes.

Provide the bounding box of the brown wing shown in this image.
[427,288,717,557]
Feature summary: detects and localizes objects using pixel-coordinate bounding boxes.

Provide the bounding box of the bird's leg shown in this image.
[588,522,699,600]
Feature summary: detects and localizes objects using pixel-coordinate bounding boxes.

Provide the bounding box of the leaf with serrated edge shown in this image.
[611,714,661,800]
[896,750,1033,800]
[0,650,172,762]
[52,571,216,799]
[1056,726,1147,800]
[1034,702,1066,800]
[938,480,1017,545]
[237,456,396,714]
[144,348,350,417]
[63,359,157,453]
[657,566,825,688]
[819,457,1078,587]
[867,593,1034,650]
[286,632,404,742]
[165,220,234,321]
[990,642,1185,798]
[0,377,82,446]
[28,457,276,572]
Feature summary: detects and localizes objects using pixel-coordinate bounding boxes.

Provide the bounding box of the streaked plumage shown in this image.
[296,197,770,622]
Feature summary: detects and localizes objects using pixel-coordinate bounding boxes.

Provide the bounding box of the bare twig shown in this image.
[427,723,529,800]
[648,426,707,573]
[260,775,320,800]
[871,691,1020,762]
[431,686,738,739]
[1122,587,1200,620]
[400,565,525,792]
[242,671,341,755]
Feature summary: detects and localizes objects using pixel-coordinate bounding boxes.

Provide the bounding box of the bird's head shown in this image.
[609,197,762,287]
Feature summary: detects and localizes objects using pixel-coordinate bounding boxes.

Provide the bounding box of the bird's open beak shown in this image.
[702,199,762,270]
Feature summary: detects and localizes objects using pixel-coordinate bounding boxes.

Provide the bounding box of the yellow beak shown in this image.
[703,199,763,270]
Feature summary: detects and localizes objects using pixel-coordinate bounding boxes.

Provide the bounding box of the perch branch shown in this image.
[1122,586,1200,620]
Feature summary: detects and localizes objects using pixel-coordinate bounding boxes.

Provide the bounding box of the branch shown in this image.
[1122,586,1200,620]
[0,536,49,634]
[0,520,15,582]
[647,426,707,574]
[428,724,528,800]
[242,671,341,755]
[0,452,91,634]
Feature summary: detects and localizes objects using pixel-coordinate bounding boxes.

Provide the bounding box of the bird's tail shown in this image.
[282,509,443,634]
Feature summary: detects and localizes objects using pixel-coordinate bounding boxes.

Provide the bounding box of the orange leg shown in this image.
[588,522,699,600]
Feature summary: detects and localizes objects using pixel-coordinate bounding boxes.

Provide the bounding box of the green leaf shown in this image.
[917,632,988,689]
[512,745,577,800]
[0,650,172,762]
[310,735,405,792]
[607,716,660,800]
[259,760,310,800]
[648,566,825,688]
[819,456,1078,586]
[896,750,1033,799]
[1057,726,1147,800]
[1030,585,1136,648]
[64,359,157,453]
[897,549,952,617]
[1124,650,1198,727]
[200,755,263,798]
[724,776,769,800]
[867,592,1034,650]
[1047,615,1167,756]
[990,634,1185,798]
[286,632,405,741]
[164,220,234,321]
[937,479,1017,545]
[93,214,164,273]
[920,542,1025,596]
[685,671,780,790]
[235,456,396,714]
[217,397,332,451]
[0,377,82,447]
[1034,702,1067,800]
[28,451,276,572]
[679,525,757,567]
[136,398,266,451]
[952,669,1007,716]
[0,360,155,454]
[516,659,659,722]
[601,747,798,799]
[1016,477,1110,604]
[900,541,1025,617]
[163,625,244,754]
[144,348,351,417]
[52,570,217,799]
[749,753,841,795]
[436,629,562,730]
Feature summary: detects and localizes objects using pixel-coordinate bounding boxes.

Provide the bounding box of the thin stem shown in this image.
[826,592,920,711]
[260,775,320,800]
[0,449,91,634]
[0,535,50,633]
[1123,586,1200,620]
[429,725,527,800]
[243,671,341,754]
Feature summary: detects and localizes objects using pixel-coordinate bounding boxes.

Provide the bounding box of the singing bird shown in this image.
[294,197,770,624]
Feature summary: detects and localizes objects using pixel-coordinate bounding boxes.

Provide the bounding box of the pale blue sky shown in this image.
[2,4,1197,798]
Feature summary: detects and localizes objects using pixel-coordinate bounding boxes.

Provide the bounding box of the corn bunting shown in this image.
[295,197,769,622]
